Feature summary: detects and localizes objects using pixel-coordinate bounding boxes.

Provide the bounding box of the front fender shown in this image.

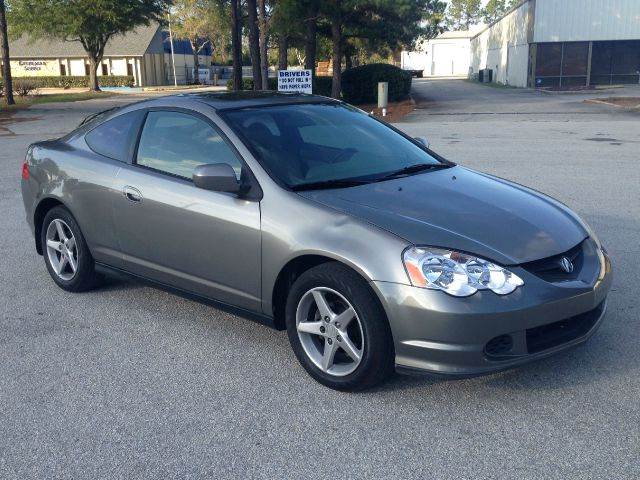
[260,190,411,316]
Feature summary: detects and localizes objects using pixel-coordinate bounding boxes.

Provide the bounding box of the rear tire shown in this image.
[41,206,101,292]
[285,262,395,391]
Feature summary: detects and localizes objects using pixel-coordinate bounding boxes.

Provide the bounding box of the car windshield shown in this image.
[223,103,445,189]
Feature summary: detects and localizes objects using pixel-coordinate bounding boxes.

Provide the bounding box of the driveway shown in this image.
[409,76,640,115]
[1,83,639,479]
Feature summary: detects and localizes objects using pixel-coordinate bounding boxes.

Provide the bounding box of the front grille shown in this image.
[526,301,604,354]
[520,240,585,282]
[485,334,514,357]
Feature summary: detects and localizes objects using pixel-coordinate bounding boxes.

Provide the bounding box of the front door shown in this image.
[112,109,262,311]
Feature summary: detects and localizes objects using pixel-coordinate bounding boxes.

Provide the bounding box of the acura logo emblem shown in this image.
[559,257,574,273]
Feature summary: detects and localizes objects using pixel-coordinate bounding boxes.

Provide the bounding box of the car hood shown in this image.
[298,166,588,265]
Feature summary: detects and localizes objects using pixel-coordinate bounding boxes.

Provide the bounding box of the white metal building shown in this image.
[402,29,479,77]
[470,0,640,88]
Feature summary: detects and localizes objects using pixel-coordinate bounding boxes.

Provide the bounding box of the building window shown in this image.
[101,63,108,76]
[60,63,67,76]
[127,62,134,76]
[535,42,589,88]
[560,42,589,87]
[84,63,90,76]
[535,40,640,88]
[591,41,640,86]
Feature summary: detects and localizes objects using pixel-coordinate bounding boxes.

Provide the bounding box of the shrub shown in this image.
[226,75,333,97]
[226,77,278,91]
[313,76,333,97]
[0,75,134,90]
[341,63,412,104]
[13,79,39,96]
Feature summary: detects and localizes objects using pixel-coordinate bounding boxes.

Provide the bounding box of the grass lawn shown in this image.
[0,91,114,112]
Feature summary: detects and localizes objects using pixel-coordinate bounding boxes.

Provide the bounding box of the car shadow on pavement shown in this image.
[93,270,633,397]
[96,274,144,293]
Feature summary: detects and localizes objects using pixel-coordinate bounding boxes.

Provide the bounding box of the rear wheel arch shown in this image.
[34,198,65,255]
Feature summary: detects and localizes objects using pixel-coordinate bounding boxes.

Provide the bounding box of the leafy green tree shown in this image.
[482,0,506,24]
[270,0,320,74]
[446,0,481,30]
[8,0,167,91]
[343,0,446,56]
[318,0,446,99]
[171,0,229,84]
[270,0,296,70]
[0,0,14,105]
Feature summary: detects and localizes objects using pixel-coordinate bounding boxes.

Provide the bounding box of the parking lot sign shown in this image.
[277,69,312,94]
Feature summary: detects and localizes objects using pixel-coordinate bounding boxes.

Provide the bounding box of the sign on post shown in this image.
[277,70,313,94]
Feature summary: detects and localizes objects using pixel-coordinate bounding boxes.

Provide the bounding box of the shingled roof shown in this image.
[9,23,162,58]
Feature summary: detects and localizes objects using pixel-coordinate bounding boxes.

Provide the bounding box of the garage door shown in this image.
[432,44,457,76]
[432,43,469,76]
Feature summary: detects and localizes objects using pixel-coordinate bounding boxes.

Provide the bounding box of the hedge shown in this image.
[341,63,411,104]
[0,75,134,91]
[226,75,333,97]
[225,65,411,105]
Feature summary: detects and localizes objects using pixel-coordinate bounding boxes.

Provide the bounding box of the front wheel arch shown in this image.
[284,261,396,390]
[271,254,391,333]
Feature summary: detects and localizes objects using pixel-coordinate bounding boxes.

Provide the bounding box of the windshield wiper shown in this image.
[377,163,451,181]
[291,178,371,191]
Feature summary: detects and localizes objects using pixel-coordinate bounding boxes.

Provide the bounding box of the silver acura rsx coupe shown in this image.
[21,92,612,390]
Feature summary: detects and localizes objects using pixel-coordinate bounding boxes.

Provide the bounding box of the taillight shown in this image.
[21,162,30,180]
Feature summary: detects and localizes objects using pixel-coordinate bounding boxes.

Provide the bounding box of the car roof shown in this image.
[181,91,339,111]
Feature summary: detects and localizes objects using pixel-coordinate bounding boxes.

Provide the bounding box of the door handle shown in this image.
[123,185,143,203]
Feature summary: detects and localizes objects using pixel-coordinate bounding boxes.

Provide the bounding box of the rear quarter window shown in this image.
[85,110,144,162]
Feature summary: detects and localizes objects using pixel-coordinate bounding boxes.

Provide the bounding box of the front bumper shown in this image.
[374,249,612,377]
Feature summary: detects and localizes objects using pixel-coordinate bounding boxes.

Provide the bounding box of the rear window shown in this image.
[85,110,144,162]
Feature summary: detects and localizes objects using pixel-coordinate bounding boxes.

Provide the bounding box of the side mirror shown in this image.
[414,136,430,149]
[193,163,241,194]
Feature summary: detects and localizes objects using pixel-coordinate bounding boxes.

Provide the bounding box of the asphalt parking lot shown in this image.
[1,79,639,479]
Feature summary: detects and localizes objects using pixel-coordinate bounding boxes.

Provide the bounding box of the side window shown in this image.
[85,111,143,162]
[136,111,242,180]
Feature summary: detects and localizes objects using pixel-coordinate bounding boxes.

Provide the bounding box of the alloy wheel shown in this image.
[296,287,364,376]
[45,219,78,281]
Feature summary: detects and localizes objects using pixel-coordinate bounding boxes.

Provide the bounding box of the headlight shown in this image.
[403,247,524,297]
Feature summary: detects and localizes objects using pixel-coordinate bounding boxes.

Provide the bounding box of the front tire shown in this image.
[41,206,101,292]
[285,262,395,391]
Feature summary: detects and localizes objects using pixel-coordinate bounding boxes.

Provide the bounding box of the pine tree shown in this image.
[482,0,507,24]
[446,0,481,30]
